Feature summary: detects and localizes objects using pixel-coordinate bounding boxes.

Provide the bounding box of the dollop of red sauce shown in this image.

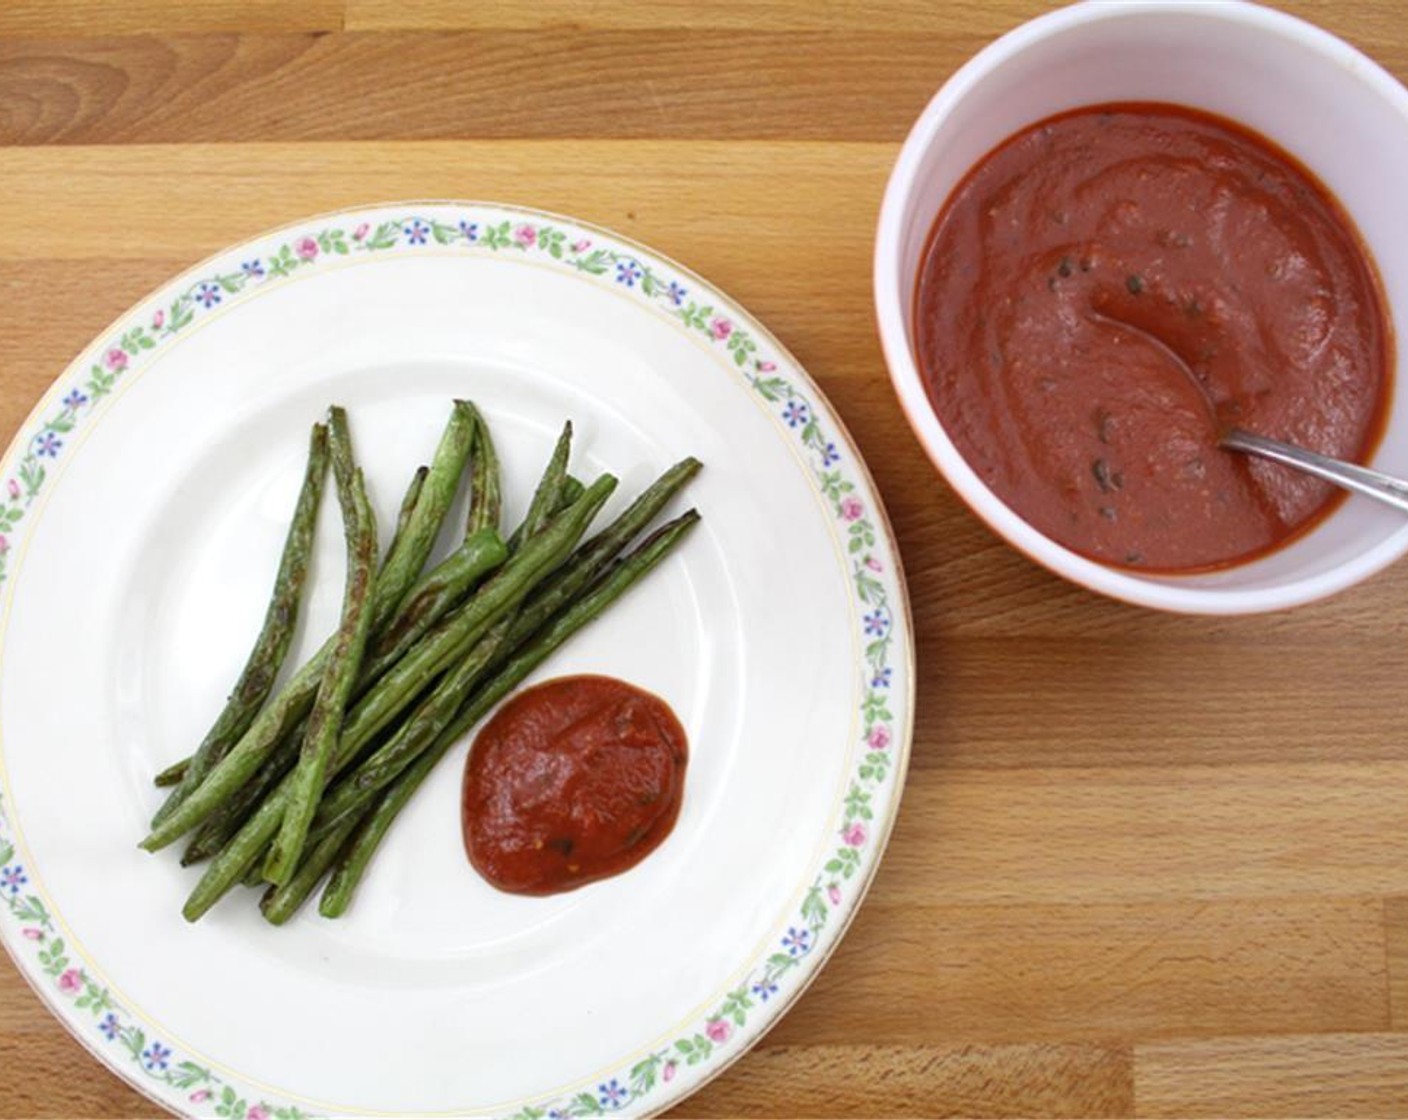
[916,103,1392,571]
[461,675,687,895]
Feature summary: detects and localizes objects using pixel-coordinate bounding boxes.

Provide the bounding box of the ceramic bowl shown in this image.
[875,0,1408,613]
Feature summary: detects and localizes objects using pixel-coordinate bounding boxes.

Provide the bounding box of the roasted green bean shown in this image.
[151,422,329,828]
[264,421,380,885]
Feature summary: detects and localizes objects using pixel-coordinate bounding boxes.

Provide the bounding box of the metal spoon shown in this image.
[1220,427,1408,515]
[1086,309,1407,515]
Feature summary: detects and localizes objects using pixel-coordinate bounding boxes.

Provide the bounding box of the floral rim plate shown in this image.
[0,202,913,1118]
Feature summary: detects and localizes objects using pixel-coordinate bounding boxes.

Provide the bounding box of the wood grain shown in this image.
[0,1,344,38]
[926,637,1408,770]
[1385,896,1408,1028]
[342,0,1408,43]
[880,764,1408,907]
[0,1034,150,1118]
[4,1,1408,1117]
[673,1042,1134,1118]
[766,896,1389,1045]
[0,31,1000,146]
[1134,1034,1408,1118]
[4,3,1407,147]
[344,0,1043,33]
[0,142,890,260]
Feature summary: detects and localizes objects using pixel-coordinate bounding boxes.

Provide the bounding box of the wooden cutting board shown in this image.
[3,2,1408,1115]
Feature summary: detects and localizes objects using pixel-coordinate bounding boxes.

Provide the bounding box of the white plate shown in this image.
[0,203,913,1118]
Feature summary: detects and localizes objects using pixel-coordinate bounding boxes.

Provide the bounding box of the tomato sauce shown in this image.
[461,675,687,895]
[915,103,1392,571]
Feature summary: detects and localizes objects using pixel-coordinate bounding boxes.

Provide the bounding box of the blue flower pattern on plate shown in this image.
[782,400,809,428]
[751,979,779,1002]
[781,926,811,956]
[598,1078,629,1109]
[141,1041,171,1072]
[615,260,643,287]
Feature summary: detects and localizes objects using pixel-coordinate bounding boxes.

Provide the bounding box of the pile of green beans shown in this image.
[141,401,702,923]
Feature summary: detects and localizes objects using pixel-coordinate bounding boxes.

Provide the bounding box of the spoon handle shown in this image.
[1220,427,1408,515]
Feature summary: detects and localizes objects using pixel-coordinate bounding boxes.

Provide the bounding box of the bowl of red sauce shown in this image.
[875,0,1408,613]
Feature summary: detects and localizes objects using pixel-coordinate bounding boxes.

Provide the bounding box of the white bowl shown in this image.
[875,0,1408,614]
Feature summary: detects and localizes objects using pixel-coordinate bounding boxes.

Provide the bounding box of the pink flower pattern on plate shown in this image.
[105,348,127,371]
[57,968,83,993]
[868,725,891,751]
[295,237,319,260]
[840,495,864,521]
[709,317,733,340]
[514,224,537,247]
[842,822,867,847]
[705,1019,732,1044]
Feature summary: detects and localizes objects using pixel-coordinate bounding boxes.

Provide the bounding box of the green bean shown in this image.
[505,422,572,554]
[155,460,429,807]
[318,760,422,919]
[151,423,329,828]
[316,509,701,916]
[337,412,511,689]
[188,675,398,865]
[507,457,701,645]
[334,475,616,753]
[180,725,300,865]
[466,409,501,537]
[141,660,315,850]
[153,759,187,789]
[265,448,380,885]
[557,476,585,510]
[259,808,363,925]
[314,619,513,830]
[180,477,616,920]
[374,400,476,620]
[357,528,506,686]
[243,853,271,888]
[387,465,428,562]
[142,404,476,852]
[452,510,701,750]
